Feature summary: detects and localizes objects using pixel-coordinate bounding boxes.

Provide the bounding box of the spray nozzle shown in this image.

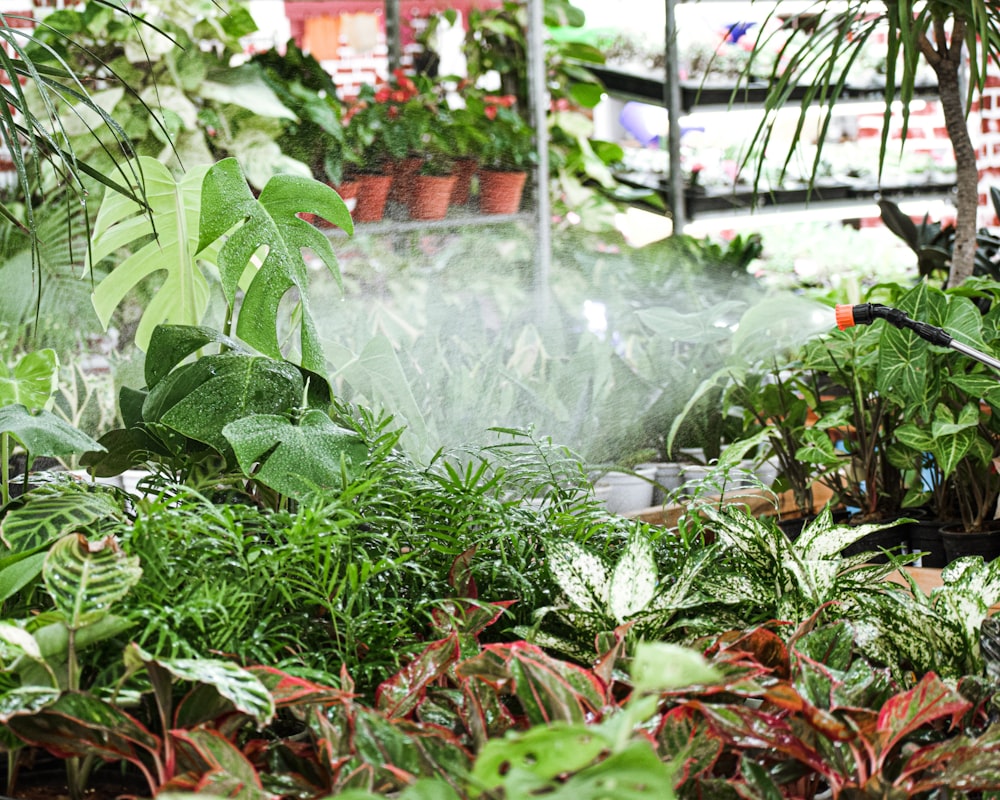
[832,303,1000,377]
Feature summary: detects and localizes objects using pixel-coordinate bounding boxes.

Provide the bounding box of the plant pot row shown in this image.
[328,163,528,225]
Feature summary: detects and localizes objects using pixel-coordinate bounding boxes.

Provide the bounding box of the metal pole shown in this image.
[527,0,551,316]
[385,0,401,74]
[665,0,686,233]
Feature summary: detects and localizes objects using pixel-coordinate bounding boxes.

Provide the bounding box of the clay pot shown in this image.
[353,173,393,223]
[408,174,457,221]
[389,156,422,202]
[450,158,478,206]
[478,169,528,215]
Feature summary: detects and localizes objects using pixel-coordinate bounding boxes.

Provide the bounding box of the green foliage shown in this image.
[90,157,352,367]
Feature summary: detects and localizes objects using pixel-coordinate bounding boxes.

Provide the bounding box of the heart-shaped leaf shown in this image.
[0,350,58,409]
[0,405,105,461]
[223,409,367,500]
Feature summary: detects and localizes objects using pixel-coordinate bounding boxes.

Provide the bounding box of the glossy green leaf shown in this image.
[375,634,459,718]
[43,534,141,630]
[143,351,304,456]
[197,157,352,372]
[0,551,47,604]
[173,728,266,788]
[0,405,105,461]
[630,643,723,694]
[0,350,58,409]
[223,409,368,500]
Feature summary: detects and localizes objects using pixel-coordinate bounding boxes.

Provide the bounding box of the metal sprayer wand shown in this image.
[835,303,1000,376]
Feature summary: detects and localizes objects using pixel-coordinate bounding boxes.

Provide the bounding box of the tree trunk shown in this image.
[919,15,979,287]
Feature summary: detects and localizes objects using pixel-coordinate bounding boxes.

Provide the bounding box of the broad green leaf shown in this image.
[0,405,105,461]
[90,157,218,352]
[197,157,353,372]
[608,535,656,623]
[0,552,47,604]
[0,350,58,409]
[630,642,722,693]
[43,534,141,630]
[541,743,676,800]
[0,686,61,721]
[472,723,610,791]
[143,351,304,457]
[223,410,367,501]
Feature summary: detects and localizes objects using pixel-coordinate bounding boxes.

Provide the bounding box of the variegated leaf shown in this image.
[127,644,274,726]
[546,539,608,615]
[608,535,657,623]
[43,534,141,630]
[1,488,126,552]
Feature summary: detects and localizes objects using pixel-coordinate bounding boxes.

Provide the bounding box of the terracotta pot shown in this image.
[389,156,422,202]
[478,169,528,215]
[450,158,478,206]
[408,174,457,221]
[353,173,393,223]
[334,179,360,213]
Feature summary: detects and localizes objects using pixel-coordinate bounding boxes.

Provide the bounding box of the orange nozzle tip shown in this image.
[835,305,855,330]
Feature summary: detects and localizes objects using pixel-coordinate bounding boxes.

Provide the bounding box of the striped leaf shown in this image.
[43,534,141,630]
[1,487,126,552]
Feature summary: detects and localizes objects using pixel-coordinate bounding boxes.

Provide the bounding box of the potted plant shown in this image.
[341,80,414,222]
[469,93,536,215]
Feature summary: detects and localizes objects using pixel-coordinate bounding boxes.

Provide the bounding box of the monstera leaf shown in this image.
[223,409,367,501]
[90,157,219,352]
[197,157,354,372]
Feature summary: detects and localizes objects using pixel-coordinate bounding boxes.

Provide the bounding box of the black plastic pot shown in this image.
[840,518,911,564]
[905,518,951,568]
[940,522,1000,564]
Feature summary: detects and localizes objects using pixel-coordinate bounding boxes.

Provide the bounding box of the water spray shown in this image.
[835,303,1000,376]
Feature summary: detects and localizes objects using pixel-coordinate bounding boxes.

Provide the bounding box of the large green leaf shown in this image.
[0,405,105,461]
[90,157,218,352]
[0,350,58,409]
[197,157,353,372]
[43,534,141,630]
[223,409,367,500]
[142,351,305,456]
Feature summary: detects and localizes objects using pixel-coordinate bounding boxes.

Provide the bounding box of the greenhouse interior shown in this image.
[4,0,1000,798]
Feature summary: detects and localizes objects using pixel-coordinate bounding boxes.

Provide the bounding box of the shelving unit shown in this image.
[596,0,956,231]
